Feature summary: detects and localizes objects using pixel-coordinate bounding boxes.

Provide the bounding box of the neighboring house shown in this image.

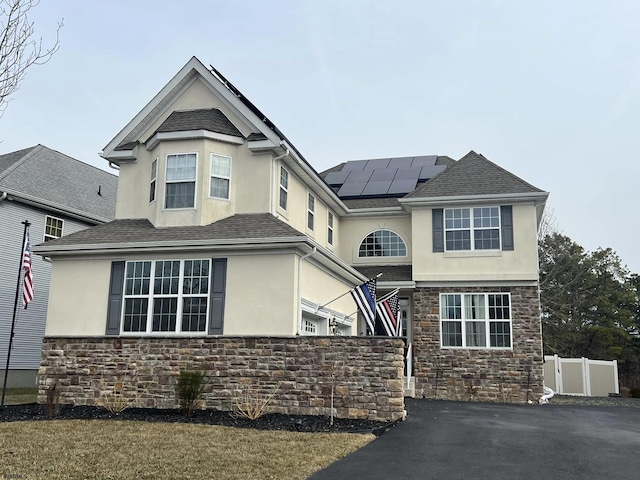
[0,145,117,387]
[35,57,548,404]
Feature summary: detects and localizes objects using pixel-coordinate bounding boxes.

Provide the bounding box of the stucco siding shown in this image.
[339,214,412,265]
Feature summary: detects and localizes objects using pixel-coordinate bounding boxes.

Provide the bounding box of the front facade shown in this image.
[36,57,548,412]
[0,145,117,387]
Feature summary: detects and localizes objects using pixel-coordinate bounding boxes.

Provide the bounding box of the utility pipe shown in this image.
[539,386,555,405]
[0,191,7,202]
[296,246,316,335]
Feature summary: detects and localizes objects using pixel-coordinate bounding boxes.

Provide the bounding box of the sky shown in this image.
[1,0,639,273]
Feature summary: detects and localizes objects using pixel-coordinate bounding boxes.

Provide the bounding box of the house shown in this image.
[0,145,117,387]
[34,57,548,417]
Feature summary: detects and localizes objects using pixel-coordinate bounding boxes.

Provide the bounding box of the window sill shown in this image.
[443,250,503,258]
[440,346,513,351]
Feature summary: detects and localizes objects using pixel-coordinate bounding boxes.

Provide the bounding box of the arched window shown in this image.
[358,229,407,257]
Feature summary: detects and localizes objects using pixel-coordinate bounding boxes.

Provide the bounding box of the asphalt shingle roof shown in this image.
[0,145,118,221]
[405,151,545,198]
[354,265,413,282]
[36,213,306,248]
[155,108,244,137]
[342,198,401,209]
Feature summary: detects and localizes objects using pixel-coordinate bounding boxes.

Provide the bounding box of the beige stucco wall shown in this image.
[411,203,540,281]
[338,214,412,265]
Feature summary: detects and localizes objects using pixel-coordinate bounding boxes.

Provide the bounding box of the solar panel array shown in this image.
[324,155,446,198]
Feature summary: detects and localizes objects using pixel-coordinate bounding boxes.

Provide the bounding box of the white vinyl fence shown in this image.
[544,355,619,397]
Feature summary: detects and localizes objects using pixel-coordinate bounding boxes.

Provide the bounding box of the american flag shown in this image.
[350,278,376,335]
[22,230,34,309]
[376,289,400,336]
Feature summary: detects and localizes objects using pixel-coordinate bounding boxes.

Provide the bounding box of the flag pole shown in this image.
[317,273,383,310]
[1,220,30,409]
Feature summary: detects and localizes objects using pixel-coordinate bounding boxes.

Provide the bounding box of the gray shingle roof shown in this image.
[36,213,305,249]
[404,151,545,198]
[247,132,268,141]
[0,145,118,222]
[342,198,401,209]
[155,108,243,137]
[354,265,412,282]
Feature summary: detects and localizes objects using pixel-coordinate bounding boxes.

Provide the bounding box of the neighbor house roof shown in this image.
[35,213,307,249]
[0,145,118,223]
[405,151,545,199]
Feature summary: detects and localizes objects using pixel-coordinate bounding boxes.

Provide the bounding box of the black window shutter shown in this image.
[501,205,514,251]
[208,258,227,335]
[105,261,125,335]
[432,209,444,252]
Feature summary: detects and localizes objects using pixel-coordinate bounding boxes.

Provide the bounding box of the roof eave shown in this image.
[399,191,549,207]
[3,190,112,224]
[145,130,244,150]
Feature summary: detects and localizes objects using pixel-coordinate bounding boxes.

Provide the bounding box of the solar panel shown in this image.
[342,160,368,171]
[370,168,397,182]
[324,170,350,185]
[345,169,373,183]
[338,182,367,197]
[394,166,422,180]
[362,181,392,195]
[419,164,447,180]
[364,158,390,170]
[388,157,414,169]
[411,155,437,167]
[388,178,418,194]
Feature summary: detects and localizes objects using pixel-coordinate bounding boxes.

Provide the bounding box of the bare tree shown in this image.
[0,0,62,117]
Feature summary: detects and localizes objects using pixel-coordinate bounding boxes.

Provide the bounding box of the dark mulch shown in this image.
[0,403,398,435]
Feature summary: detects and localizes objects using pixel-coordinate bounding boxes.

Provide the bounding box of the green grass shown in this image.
[0,420,375,479]
[1,387,37,405]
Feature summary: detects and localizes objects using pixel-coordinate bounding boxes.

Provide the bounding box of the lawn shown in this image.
[0,420,374,480]
[1,387,37,405]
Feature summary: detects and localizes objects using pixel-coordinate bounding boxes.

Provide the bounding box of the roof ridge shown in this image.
[0,145,41,182]
[461,151,543,192]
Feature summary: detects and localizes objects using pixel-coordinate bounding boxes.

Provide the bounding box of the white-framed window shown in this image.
[445,207,500,251]
[302,319,318,334]
[165,153,197,209]
[210,153,231,200]
[150,158,157,203]
[359,229,407,257]
[279,166,288,210]
[122,259,210,334]
[327,212,334,245]
[440,293,512,348]
[44,215,64,241]
[307,193,315,231]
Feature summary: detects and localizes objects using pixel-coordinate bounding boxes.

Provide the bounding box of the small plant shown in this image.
[233,383,280,420]
[175,370,207,416]
[96,376,152,414]
[44,382,60,417]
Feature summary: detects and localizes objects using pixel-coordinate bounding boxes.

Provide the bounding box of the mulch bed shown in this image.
[0,403,399,435]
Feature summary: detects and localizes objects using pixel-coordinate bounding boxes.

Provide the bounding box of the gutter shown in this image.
[399,191,549,207]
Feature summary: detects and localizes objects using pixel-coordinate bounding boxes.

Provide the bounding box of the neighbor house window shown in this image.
[210,153,231,199]
[44,215,63,241]
[440,293,512,348]
[327,212,334,245]
[445,207,500,251]
[122,259,210,334]
[279,166,288,210]
[359,229,407,257]
[150,158,157,203]
[165,153,196,209]
[307,193,315,231]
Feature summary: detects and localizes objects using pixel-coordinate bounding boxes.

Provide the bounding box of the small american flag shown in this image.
[22,230,34,309]
[376,290,400,336]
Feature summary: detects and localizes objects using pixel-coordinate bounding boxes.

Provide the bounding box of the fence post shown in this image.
[583,357,590,396]
[554,354,562,395]
[613,359,619,395]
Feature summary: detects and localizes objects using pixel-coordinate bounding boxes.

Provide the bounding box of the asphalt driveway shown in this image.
[309,398,640,480]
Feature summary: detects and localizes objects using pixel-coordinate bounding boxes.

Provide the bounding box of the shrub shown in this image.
[175,370,207,416]
[630,387,640,398]
[233,383,280,420]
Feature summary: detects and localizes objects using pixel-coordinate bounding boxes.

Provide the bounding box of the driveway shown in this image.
[309,398,640,480]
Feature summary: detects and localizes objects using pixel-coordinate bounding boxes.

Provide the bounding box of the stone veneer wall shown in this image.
[38,336,405,422]
[412,286,544,403]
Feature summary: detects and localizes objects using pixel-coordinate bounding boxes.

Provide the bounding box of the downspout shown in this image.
[0,191,7,202]
[108,161,120,171]
[271,142,289,216]
[297,246,316,335]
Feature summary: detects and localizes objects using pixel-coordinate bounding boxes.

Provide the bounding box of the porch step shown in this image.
[404,377,415,397]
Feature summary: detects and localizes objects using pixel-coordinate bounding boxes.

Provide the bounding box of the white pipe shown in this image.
[539,386,555,405]
[296,246,316,335]
[0,191,7,202]
[108,161,120,171]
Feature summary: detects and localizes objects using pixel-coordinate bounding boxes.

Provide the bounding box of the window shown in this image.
[359,229,407,257]
[327,212,334,245]
[44,215,63,241]
[440,293,512,348]
[445,207,500,251]
[165,153,196,209]
[307,193,315,231]
[210,154,231,199]
[150,158,157,203]
[279,166,288,210]
[122,259,210,334]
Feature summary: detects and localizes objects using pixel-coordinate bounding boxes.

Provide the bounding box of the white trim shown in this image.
[327,211,334,247]
[4,190,111,224]
[146,130,244,150]
[307,192,315,232]
[209,152,232,201]
[444,206,501,252]
[278,165,289,212]
[44,214,64,242]
[358,228,408,258]
[150,158,158,204]
[164,152,198,210]
[399,191,549,207]
[247,139,278,150]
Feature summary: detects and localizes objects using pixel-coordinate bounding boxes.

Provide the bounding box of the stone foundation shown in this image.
[412,286,544,402]
[38,336,405,422]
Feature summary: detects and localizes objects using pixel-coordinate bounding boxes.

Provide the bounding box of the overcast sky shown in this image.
[2,1,639,273]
